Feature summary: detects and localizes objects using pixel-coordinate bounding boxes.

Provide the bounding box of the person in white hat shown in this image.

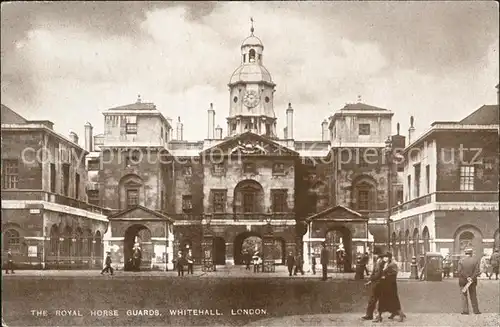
[457,248,481,315]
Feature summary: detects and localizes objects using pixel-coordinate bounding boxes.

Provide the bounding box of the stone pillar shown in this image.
[225,242,234,265]
[262,225,274,272]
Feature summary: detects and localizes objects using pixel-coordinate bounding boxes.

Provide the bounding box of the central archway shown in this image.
[124,224,152,271]
[325,226,352,272]
[233,232,262,265]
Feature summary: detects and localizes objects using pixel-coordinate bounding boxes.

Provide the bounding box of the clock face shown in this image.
[243,90,260,108]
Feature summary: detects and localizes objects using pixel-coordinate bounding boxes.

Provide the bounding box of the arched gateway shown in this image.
[106,205,174,271]
[305,205,369,273]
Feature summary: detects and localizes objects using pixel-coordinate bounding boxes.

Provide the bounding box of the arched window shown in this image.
[119,174,143,210]
[84,229,92,257]
[50,225,59,255]
[62,226,72,257]
[412,228,419,258]
[458,231,474,253]
[249,49,256,62]
[75,228,83,257]
[94,231,102,258]
[422,227,430,253]
[234,180,264,213]
[3,229,20,252]
[351,176,377,211]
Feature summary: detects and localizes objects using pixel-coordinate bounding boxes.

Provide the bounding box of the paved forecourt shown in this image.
[245,313,500,327]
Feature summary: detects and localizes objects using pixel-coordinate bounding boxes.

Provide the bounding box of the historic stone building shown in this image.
[389,101,499,270]
[1,104,108,269]
[79,25,398,272]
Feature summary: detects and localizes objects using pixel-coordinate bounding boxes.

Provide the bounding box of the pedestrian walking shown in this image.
[176,251,185,277]
[480,254,491,278]
[458,248,481,315]
[489,249,499,280]
[320,242,329,281]
[361,255,383,321]
[294,253,304,275]
[311,255,317,275]
[286,252,295,276]
[186,250,194,275]
[362,252,370,275]
[442,254,452,278]
[100,252,114,275]
[5,249,14,274]
[373,252,406,322]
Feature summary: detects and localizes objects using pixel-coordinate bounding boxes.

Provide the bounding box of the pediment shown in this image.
[108,205,173,222]
[201,132,298,157]
[306,205,368,222]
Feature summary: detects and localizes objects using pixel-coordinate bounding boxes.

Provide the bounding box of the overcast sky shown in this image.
[1,1,498,142]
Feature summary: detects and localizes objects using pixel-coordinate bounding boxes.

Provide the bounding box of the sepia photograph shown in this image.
[1,1,499,326]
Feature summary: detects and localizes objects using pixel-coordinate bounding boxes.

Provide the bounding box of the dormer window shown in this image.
[249,49,256,62]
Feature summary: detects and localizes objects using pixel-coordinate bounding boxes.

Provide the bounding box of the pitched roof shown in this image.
[200,131,299,156]
[306,205,367,222]
[108,205,173,222]
[341,102,388,111]
[108,102,157,111]
[1,104,28,124]
[459,104,499,125]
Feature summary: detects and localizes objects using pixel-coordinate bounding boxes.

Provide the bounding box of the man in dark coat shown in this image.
[294,253,304,275]
[458,248,481,314]
[176,251,185,277]
[5,249,14,274]
[361,252,370,275]
[101,252,114,275]
[320,242,329,281]
[311,255,317,275]
[361,254,383,320]
[244,251,251,270]
[286,252,295,276]
[376,252,406,322]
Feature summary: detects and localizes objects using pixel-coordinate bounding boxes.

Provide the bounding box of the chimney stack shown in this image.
[69,131,79,144]
[321,119,329,141]
[286,103,294,139]
[408,116,415,144]
[84,122,93,152]
[215,125,223,140]
[176,116,183,141]
[207,103,215,139]
[396,122,400,136]
[283,127,288,139]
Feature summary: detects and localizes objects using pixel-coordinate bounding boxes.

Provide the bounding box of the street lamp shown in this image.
[384,136,393,251]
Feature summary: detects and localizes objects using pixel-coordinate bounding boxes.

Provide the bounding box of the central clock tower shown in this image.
[227,23,277,138]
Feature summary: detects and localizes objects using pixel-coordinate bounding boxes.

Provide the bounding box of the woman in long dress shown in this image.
[373,252,406,322]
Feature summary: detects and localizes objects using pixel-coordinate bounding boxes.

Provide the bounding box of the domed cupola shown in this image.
[226,19,278,139]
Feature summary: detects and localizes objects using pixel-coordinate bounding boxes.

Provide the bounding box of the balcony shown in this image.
[391,194,432,215]
[391,191,499,215]
[1,189,110,215]
[204,212,295,221]
[435,191,498,203]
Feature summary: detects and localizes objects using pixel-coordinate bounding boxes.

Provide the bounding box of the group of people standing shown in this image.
[479,249,500,280]
[286,251,304,276]
[362,252,406,323]
[175,249,194,276]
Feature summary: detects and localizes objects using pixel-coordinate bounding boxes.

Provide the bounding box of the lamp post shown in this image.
[385,136,393,251]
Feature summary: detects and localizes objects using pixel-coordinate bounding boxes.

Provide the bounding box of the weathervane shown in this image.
[250,17,254,35]
[357,95,362,103]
